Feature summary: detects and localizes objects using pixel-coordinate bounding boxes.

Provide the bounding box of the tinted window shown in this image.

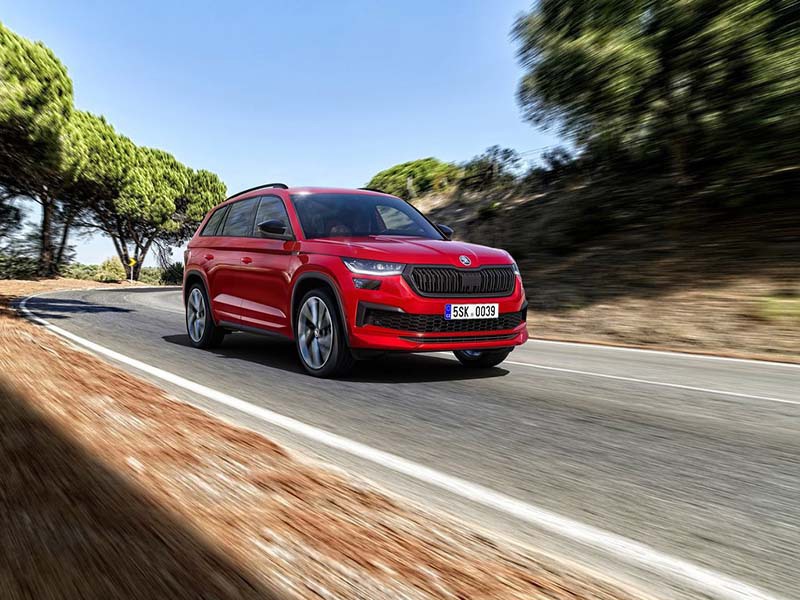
[199,206,227,236]
[220,197,258,237]
[254,195,292,236]
[376,204,416,232]
[291,193,443,240]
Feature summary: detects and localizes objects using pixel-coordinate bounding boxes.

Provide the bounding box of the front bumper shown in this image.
[340,270,529,352]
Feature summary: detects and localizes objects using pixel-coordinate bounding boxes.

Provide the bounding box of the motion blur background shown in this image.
[3,0,796,358]
[0,3,798,599]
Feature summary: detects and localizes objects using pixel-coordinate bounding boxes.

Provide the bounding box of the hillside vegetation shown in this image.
[415,185,798,360]
[366,0,799,360]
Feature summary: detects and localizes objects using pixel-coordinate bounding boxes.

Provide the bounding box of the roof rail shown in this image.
[358,187,388,194]
[226,182,289,200]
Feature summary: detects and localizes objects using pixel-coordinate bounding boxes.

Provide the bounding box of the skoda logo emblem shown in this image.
[459,255,472,266]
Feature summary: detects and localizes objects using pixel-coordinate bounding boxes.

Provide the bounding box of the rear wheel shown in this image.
[453,348,512,368]
[295,288,355,378]
[185,283,225,349]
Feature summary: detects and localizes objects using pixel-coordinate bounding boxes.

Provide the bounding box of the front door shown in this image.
[237,195,296,336]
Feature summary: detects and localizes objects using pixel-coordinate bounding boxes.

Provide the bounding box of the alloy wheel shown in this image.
[187,287,206,342]
[297,296,334,369]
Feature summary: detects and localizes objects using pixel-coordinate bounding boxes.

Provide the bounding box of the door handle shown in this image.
[241,256,253,264]
[203,253,214,260]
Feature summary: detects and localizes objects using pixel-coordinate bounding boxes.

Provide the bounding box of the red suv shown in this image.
[183,184,528,377]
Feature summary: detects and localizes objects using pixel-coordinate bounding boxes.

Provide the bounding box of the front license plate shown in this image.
[445,303,499,320]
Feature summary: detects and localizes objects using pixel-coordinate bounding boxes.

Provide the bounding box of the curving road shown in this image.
[23,287,800,600]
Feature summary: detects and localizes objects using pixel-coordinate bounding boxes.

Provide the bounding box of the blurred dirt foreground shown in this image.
[0,279,634,600]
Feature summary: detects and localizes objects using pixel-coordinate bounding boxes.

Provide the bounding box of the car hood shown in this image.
[311,236,513,268]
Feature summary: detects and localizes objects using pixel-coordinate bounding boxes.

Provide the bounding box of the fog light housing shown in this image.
[353,278,381,290]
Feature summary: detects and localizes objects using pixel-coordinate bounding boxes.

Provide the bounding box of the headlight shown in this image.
[511,260,521,276]
[342,258,405,276]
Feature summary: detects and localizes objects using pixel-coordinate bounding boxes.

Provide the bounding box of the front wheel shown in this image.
[453,348,513,368]
[295,288,355,378]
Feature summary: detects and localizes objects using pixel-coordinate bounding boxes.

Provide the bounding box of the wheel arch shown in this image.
[183,269,208,304]
[290,272,349,342]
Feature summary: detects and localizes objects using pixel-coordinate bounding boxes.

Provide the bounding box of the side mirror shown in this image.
[437,224,454,239]
[258,219,288,237]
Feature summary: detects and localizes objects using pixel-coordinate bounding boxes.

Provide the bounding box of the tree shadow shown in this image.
[17,297,134,320]
[162,333,509,384]
[0,379,285,599]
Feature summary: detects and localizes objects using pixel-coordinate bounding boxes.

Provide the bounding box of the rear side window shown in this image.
[220,197,259,237]
[199,206,227,236]
[253,195,292,235]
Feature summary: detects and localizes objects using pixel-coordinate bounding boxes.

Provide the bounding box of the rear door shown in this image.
[212,196,261,325]
[237,194,297,335]
[192,204,235,320]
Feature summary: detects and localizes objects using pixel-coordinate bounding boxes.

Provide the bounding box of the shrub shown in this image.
[93,257,126,282]
[0,253,39,279]
[160,261,184,285]
[60,262,99,280]
[135,262,183,285]
[138,266,163,285]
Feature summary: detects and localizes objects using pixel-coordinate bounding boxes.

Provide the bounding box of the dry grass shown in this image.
[758,295,800,324]
[525,277,800,363]
[0,278,636,600]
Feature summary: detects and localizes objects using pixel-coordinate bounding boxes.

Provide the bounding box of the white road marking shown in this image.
[124,287,800,371]
[527,339,800,368]
[434,350,798,406]
[112,293,800,406]
[502,360,799,406]
[19,293,784,600]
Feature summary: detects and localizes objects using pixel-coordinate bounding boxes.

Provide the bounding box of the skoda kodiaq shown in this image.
[183,184,528,377]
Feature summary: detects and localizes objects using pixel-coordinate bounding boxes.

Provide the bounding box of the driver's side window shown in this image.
[253,195,292,237]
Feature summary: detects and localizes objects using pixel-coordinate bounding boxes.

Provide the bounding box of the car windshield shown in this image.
[291,193,444,240]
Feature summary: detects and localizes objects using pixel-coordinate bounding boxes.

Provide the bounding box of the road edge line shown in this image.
[503,361,799,406]
[526,339,800,369]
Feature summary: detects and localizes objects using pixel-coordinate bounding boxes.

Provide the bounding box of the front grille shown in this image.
[405,265,515,297]
[363,308,526,333]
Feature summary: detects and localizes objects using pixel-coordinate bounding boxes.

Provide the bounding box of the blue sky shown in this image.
[3,0,557,264]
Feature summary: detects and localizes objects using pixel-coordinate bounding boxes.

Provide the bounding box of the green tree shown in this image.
[0,21,74,274]
[460,146,521,191]
[54,111,135,269]
[148,168,227,275]
[513,0,800,197]
[90,145,225,279]
[367,157,460,200]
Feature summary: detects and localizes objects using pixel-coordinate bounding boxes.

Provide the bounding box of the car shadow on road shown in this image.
[162,333,509,384]
[0,379,285,599]
[22,297,134,320]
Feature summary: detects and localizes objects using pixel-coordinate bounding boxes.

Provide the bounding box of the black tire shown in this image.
[295,288,355,378]
[185,282,225,349]
[453,347,513,368]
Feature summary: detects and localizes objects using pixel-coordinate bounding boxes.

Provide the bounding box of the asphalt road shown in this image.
[23,287,800,600]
